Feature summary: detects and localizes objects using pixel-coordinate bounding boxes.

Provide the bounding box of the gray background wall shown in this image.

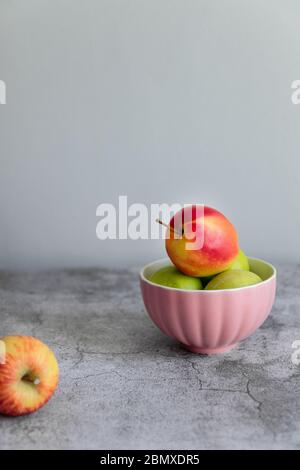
[1,0,299,270]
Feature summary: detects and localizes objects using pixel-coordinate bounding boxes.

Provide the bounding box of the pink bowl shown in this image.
[140,258,276,355]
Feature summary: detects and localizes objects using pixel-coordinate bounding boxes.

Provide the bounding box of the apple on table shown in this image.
[0,336,59,416]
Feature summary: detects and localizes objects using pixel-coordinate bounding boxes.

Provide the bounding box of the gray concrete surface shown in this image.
[0,263,299,450]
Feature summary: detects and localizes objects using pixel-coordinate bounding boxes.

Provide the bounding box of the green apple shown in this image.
[205,269,262,290]
[228,249,249,271]
[202,249,249,286]
[150,266,202,290]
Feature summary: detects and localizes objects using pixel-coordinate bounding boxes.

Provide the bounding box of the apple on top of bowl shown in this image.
[140,205,276,355]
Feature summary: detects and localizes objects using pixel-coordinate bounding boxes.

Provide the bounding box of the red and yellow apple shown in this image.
[0,336,59,416]
[166,205,239,277]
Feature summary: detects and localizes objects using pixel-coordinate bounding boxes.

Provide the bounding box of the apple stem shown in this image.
[156,219,182,237]
[22,374,40,386]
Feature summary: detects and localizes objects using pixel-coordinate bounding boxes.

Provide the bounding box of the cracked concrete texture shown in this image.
[0,263,299,449]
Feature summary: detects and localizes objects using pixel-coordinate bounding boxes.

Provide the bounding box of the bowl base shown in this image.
[184,343,237,355]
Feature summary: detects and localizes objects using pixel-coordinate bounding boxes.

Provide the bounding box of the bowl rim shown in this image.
[140,257,276,293]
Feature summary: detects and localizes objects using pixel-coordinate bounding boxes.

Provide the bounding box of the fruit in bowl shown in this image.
[140,258,276,354]
[205,270,262,290]
[228,249,249,271]
[140,205,276,354]
[165,205,239,277]
[200,248,250,286]
[150,266,202,290]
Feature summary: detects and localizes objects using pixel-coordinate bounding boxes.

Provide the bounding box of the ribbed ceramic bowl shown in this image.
[140,257,276,354]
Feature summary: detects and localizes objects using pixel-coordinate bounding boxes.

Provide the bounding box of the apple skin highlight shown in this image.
[0,336,59,416]
[166,206,239,277]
